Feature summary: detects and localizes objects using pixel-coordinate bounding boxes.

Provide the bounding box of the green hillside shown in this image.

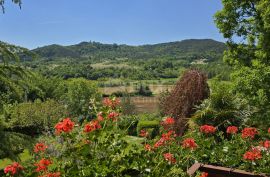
[32,39,226,61]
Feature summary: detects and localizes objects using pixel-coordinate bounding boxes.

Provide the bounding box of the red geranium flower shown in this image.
[54,118,75,134]
[163,153,176,164]
[108,112,119,121]
[263,140,270,149]
[154,137,166,148]
[154,131,176,148]
[139,129,149,137]
[35,158,52,172]
[103,97,120,109]
[4,162,23,176]
[162,117,175,125]
[84,120,101,133]
[34,143,48,153]
[144,144,152,151]
[268,128,270,134]
[241,127,258,139]
[226,126,238,134]
[200,172,208,177]
[243,149,262,161]
[97,112,104,121]
[200,125,216,134]
[182,138,197,149]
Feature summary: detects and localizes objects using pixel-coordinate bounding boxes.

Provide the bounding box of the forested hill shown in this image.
[32,39,226,61]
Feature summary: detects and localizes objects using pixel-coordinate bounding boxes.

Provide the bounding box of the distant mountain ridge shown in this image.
[32,39,226,61]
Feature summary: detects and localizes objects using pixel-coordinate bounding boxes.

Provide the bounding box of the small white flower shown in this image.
[145,168,151,172]
[223,146,229,152]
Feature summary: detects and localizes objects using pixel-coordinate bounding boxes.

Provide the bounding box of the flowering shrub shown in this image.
[3,97,270,176]
[182,138,197,149]
[4,162,23,176]
[243,149,262,161]
[54,118,75,134]
[226,126,238,134]
[34,143,48,153]
[200,125,216,134]
[241,127,258,139]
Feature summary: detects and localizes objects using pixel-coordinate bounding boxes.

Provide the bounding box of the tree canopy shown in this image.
[0,0,21,13]
[215,0,270,66]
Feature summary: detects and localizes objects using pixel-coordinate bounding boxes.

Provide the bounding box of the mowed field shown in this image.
[99,84,174,113]
[129,96,160,113]
[99,84,174,95]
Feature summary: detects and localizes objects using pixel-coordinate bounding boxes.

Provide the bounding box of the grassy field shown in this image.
[129,96,160,113]
[99,84,173,95]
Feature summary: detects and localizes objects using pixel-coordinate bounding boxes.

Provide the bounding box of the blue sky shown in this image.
[0,0,224,49]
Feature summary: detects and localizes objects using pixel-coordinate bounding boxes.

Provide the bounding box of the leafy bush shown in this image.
[231,64,270,129]
[137,120,160,138]
[3,97,270,176]
[193,80,251,132]
[3,99,68,135]
[54,78,101,116]
[118,115,140,136]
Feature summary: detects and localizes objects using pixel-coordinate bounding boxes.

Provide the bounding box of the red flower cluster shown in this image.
[241,127,258,139]
[35,158,52,172]
[108,112,119,121]
[154,131,176,148]
[268,128,270,134]
[103,97,120,109]
[40,172,61,177]
[200,125,216,134]
[54,118,75,134]
[84,120,101,133]
[161,117,175,130]
[226,126,238,134]
[139,129,149,137]
[182,138,197,149]
[263,140,270,149]
[4,162,23,176]
[200,172,209,177]
[144,144,152,151]
[162,117,175,125]
[34,143,48,153]
[243,149,262,161]
[163,153,176,164]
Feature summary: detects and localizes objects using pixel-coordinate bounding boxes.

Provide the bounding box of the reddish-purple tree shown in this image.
[162,69,209,135]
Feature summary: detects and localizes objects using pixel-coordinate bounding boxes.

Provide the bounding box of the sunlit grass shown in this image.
[0,150,31,169]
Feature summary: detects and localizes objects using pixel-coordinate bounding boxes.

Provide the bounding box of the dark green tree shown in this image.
[215,0,270,127]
